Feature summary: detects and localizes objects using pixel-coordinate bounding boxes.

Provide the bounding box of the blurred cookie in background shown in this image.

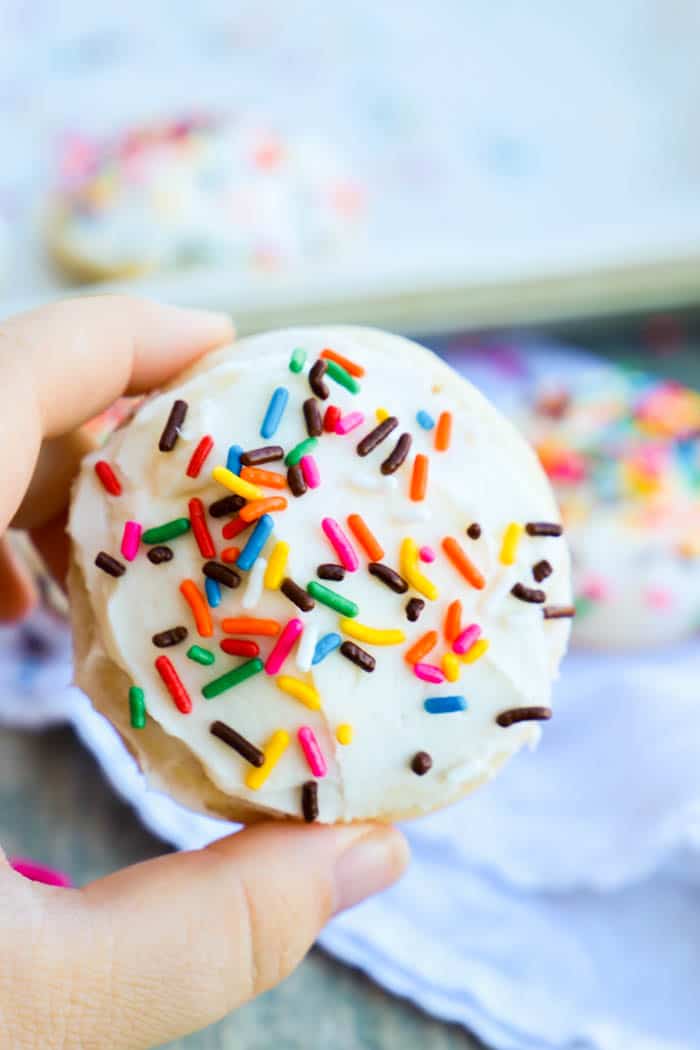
[48,116,365,282]
[522,367,700,649]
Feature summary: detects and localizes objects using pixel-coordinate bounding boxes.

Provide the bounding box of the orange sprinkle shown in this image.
[240,465,287,490]
[239,497,288,522]
[221,546,241,563]
[221,617,281,637]
[444,600,462,642]
[347,513,384,561]
[435,411,452,452]
[404,629,438,665]
[410,453,429,501]
[320,347,365,378]
[179,579,213,638]
[442,537,485,589]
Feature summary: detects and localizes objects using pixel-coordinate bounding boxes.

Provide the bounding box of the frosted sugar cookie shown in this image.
[69,328,571,823]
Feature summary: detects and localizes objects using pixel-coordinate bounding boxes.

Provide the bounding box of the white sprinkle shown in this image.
[349,472,398,492]
[296,622,319,672]
[242,557,267,609]
[483,567,517,616]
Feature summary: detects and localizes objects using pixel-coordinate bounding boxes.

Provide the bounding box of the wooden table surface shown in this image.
[3,317,698,1049]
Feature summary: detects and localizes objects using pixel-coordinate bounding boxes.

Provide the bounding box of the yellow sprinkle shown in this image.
[499,522,523,565]
[212,465,261,501]
[460,638,490,664]
[376,407,389,422]
[264,541,290,589]
[276,675,321,711]
[442,652,461,682]
[246,729,290,791]
[679,535,700,559]
[336,723,354,745]
[339,619,405,646]
[400,537,439,601]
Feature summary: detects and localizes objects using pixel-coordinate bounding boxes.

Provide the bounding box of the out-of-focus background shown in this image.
[1,4,699,1049]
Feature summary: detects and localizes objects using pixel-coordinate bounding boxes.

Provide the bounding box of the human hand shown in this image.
[0,296,409,1049]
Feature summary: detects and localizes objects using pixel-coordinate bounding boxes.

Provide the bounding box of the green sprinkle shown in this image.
[129,686,146,729]
[575,596,593,619]
[202,657,264,699]
[285,436,318,466]
[306,581,359,618]
[187,645,215,666]
[142,518,191,544]
[289,346,307,373]
[325,359,360,394]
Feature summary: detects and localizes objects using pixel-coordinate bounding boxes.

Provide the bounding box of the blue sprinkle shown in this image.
[312,632,342,665]
[424,695,467,715]
[260,387,289,439]
[205,577,221,608]
[236,514,274,571]
[226,444,243,474]
[416,410,435,430]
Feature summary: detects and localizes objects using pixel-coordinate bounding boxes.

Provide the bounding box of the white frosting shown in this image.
[69,327,571,822]
[56,119,364,275]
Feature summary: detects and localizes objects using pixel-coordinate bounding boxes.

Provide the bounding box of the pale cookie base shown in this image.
[68,326,568,825]
[47,206,156,283]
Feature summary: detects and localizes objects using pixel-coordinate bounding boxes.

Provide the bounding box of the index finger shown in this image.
[1,295,233,532]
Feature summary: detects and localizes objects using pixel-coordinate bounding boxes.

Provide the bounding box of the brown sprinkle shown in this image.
[280,577,316,612]
[525,522,563,537]
[466,523,482,540]
[147,545,173,565]
[317,563,345,581]
[309,359,329,400]
[95,551,126,577]
[209,494,245,518]
[302,780,319,823]
[158,399,188,452]
[340,641,375,672]
[380,432,412,475]
[152,626,188,648]
[368,562,408,594]
[287,463,307,497]
[356,416,398,457]
[303,397,323,437]
[543,604,576,620]
[210,720,265,767]
[511,582,546,604]
[405,597,425,622]
[496,706,552,728]
[203,560,241,589]
[240,445,284,466]
[532,559,553,583]
[411,751,432,775]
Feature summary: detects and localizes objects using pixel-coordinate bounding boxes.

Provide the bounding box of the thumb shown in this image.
[18,822,408,1049]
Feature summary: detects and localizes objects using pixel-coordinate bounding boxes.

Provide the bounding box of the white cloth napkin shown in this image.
[1,343,698,1050]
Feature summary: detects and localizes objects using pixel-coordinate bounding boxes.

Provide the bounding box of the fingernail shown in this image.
[333,828,409,914]
[171,306,234,339]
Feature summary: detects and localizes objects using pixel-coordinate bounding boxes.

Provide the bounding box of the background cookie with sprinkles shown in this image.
[68,325,573,824]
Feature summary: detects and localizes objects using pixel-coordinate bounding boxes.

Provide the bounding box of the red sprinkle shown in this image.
[94,460,121,496]
[155,655,192,714]
[189,497,216,558]
[221,545,241,563]
[323,405,342,432]
[222,516,254,541]
[186,435,214,478]
[220,638,261,658]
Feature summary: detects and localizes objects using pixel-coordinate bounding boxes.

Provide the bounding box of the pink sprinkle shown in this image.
[298,726,327,778]
[453,623,481,655]
[419,545,436,563]
[644,586,674,611]
[120,520,142,562]
[300,454,321,489]
[10,858,72,888]
[321,517,359,572]
[414,663,446,684]
[335,411,365,436]
[265,618,304,675]
[580,574,611,601]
